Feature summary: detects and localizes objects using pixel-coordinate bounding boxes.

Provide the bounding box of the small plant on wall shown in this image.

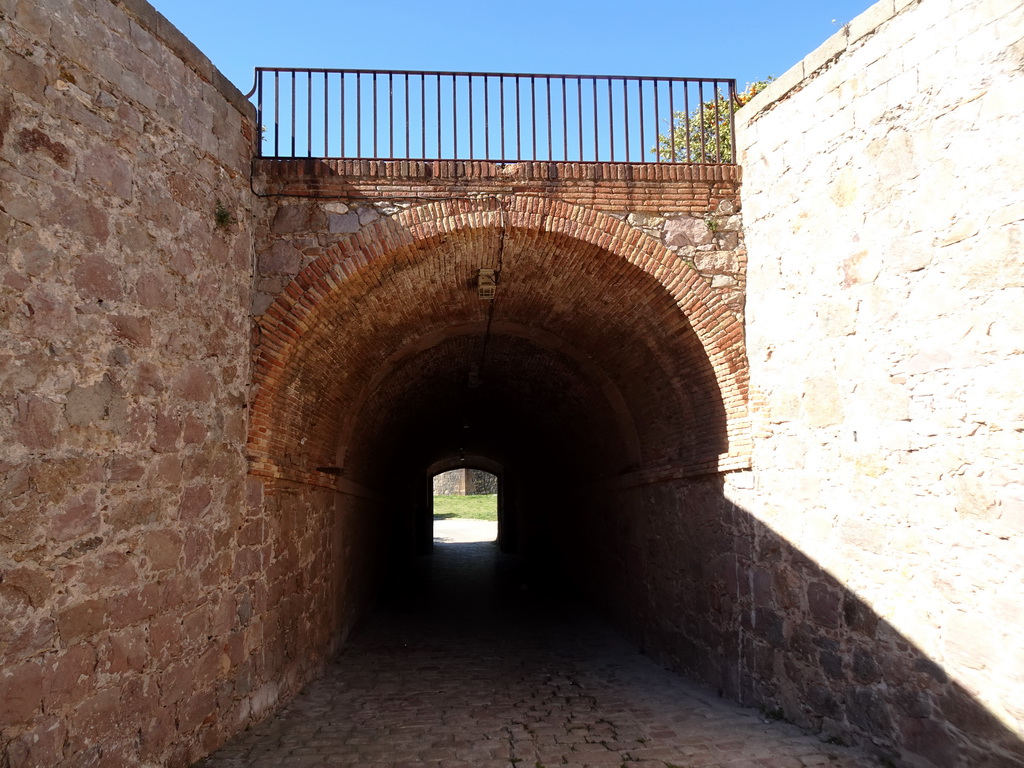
[214,199,235,229]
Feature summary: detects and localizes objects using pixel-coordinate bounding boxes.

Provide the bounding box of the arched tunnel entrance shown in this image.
[229,196,1024,767]
[428,463,502,548]
[247,196,752,677]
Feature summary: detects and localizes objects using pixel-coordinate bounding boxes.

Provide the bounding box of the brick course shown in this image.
[254,158,741,214]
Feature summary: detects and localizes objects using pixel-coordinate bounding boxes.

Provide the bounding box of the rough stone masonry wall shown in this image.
[734,0,1024,764]
[252,163,748,331]
[432,469,498,496]
[0,1,281,765]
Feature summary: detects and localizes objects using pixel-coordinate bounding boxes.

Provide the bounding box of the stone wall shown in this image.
[433,469,498,496]
[251,161,747,325]
[0,0,264,764]
[734,0,1024,763]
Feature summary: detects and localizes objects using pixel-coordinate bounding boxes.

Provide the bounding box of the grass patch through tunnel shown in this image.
[433,494,498,521]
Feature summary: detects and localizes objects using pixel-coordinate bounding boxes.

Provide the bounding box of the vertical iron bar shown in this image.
[608,78,614,162]
[273,71,279,156]
[436,74,441,159]
[500,77,506,160]
[340,74,345,158]
[683,81,691,162]
[546,76,552,161]
[290,71,296,156]
[729,80,737,163]
[530,76,536,161]
[668,81,675,163]
[469,75,474,159]
[484,77,490,160]
[356,73,362,157]
[405,73,410,158]
[638,79,645,163]
[372,72,378,158]
[714,80,722,163]
[592,78,598,162]
[623,79,630,162]
[389,72,394,158]
[577,78,583,162]
[561,77,568,161]
[323,73,328,157]
[653,79,659,162]
[515,77,521,161]
[306,71,312,157]
[421,75,426,159]
[698,82,706,163]
[256,71,264,158]
[452,75,458,160]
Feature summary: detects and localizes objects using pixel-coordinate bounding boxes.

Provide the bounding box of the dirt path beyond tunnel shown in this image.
[195,542,875,768]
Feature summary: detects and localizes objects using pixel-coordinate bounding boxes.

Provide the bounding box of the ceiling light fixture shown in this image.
[477,268,497,300]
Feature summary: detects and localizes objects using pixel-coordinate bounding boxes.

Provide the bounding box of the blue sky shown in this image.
[150,0,877,98]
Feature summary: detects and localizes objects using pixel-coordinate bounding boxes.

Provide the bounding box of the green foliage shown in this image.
[432,494,498,521]
[653,79,773,163]
[214,199,235,228]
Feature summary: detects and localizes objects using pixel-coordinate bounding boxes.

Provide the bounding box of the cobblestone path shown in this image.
[196,542,875,768]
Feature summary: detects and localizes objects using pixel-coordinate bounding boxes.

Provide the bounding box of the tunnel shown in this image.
[247,195,752,688]
[242,195,1024,767]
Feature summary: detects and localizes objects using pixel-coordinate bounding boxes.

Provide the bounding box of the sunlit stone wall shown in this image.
[735,0,1024,763]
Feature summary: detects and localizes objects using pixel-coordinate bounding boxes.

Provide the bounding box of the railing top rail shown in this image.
[248,67,736,96]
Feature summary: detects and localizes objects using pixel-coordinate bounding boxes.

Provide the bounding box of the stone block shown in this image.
[693,250,740,273]
[145,529,184,571]
[802,376,845,427]
[13,394,62,450]
[258,241,302,275]
[43,644,97,710]
[328,211,360,234]
[171,364,216,403]
[801,27,850,78]
[57,598,108,643]
[65,374,118,427]
[848,0,897,45]
[77,144,133,200]
[0,660,43,724]
[73,252,121,299]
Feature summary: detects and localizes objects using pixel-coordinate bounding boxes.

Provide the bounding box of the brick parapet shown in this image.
[253,159,741,214]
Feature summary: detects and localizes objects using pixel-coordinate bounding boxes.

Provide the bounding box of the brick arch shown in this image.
[427,455,504,480]
[249,195,750,489]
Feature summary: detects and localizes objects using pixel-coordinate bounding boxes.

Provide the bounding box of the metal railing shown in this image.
[247,68,737,164]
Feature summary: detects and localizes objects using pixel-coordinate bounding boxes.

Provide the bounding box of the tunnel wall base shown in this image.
[567,473,1024,766]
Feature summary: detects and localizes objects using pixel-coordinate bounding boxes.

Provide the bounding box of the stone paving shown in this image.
[195,542,876,768]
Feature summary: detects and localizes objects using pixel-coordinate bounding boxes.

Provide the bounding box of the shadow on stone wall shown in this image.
[564,479,1024,768]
